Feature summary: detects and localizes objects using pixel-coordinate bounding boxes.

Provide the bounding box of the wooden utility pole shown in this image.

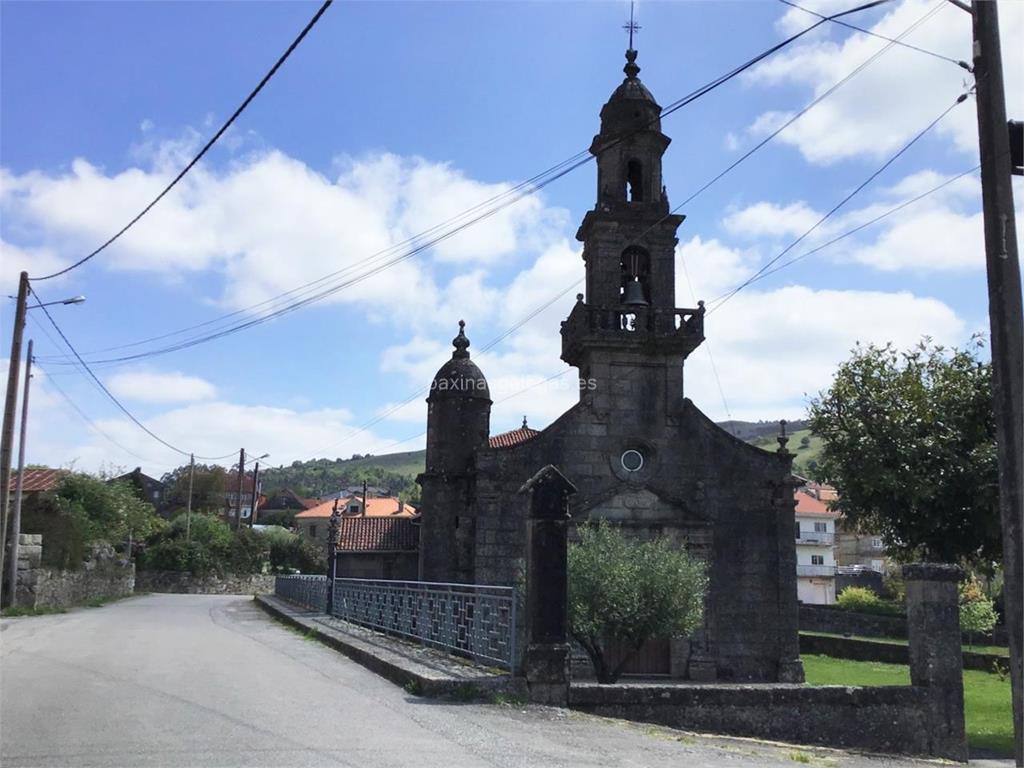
[248,461,260,528]
[4,340,32,607]
[185,453,195,544]
[235,448,245,530]
[0,271,29,602]
[971,1,1023,762]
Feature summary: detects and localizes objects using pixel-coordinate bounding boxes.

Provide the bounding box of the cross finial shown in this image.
[623,1,640,51]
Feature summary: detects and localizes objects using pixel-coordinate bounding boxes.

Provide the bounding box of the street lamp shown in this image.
[1,273,86,607]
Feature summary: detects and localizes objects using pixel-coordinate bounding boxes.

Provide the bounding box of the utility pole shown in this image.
[235,448,245,530]
[185,453,195,544]
[248,461,261,528]
[971,1,1023,762]
[4,340,32,607]
[0,271,29,602]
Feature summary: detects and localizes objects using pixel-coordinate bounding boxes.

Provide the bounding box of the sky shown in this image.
[1,0,1021,477]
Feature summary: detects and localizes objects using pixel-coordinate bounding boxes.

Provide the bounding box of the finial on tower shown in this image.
[623,2,641,79]
[776,419,791,455]
[452,319,470,359]
[522,415,529,429]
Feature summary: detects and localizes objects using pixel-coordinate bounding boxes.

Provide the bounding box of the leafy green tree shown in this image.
[568,522,707,683]
[808,339,998,566]
[960,577,999,648]
[140,513,268,576]
[263,527,325,574]
[161,463,228,515]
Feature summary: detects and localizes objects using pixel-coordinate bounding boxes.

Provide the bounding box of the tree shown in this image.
[960,577,999,649]
[161,463,228,515]
[568,522,707,683]
[808,339,999,566]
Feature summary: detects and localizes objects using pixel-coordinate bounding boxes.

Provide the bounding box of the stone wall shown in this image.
[800,603,1008,646]
[134,570,274,595]
[570,683,942,757]
[800,632,1008,673]
[14,535,135,610]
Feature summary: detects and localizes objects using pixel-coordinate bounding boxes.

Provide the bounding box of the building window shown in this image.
[871,537,883,549]
[620,449,644,473]
[310,524,317,538]
[349,504,360,513]
[814,522,827,532]
[794,521,801,539]
[811,555,824,565]
[626,159,644,202]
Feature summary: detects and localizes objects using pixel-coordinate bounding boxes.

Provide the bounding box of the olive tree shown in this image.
[568,522,707,683]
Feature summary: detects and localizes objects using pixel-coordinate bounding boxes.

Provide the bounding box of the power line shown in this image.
[30,287,237,461]
[708,92,968,313]
[38,0,893,369]
[778,0,969,69]
[732,163,982,289]
[32,0,334,282]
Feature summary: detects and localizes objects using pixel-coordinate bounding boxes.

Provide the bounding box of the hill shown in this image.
[261,420,822,500]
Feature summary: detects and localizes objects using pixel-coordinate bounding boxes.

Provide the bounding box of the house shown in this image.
[110,467,166,509]
[334,516,419,580]
[416,45,805,683]
[294,496,416,549]
[9,468,66,500]
[222,471,258,524]
[794,489,839,605]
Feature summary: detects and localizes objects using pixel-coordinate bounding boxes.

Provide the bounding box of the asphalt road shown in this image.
[1,594,942,768]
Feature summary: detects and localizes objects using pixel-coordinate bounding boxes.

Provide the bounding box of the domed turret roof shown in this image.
[429,320,491,401]
[599,49,662,137]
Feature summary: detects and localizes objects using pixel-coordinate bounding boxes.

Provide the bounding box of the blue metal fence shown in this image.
[331,578,517,671]
[274,574,328,611]
[274,574,517,671]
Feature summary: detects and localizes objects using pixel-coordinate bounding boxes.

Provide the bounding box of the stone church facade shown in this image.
[418,48,803,683]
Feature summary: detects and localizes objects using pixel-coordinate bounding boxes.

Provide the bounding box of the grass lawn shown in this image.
[801,631,1010,657]
[802,653,1013,756]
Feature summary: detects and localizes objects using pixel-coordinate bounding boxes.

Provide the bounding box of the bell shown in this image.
[622,278,648,306]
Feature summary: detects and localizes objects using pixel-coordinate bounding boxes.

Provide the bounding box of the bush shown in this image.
[140,513,268,576]
[569,522,707,683]
[836,586,883,612]
[264,528,325,574]
[960,578,999,647]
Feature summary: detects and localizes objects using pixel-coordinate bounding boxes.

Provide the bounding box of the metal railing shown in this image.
[795,531,835,545]
[275,574,328,611]
[797,564,837,577]
[331,578,516,670]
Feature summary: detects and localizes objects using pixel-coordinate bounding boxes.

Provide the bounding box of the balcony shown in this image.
[795,531,834,546]
[797,564,837,578]
[561,300,705,366]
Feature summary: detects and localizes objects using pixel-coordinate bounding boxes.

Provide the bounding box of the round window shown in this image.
[620,449,644,473]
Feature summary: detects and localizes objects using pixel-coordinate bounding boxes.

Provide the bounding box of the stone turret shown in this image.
[418,321,491,582]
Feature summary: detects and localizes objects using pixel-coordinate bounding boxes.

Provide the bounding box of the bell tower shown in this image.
[561,46,705,409]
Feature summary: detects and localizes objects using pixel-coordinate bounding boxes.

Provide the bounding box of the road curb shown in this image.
[254,595,522,700]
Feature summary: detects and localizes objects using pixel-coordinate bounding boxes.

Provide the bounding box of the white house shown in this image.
[794,489,839,605]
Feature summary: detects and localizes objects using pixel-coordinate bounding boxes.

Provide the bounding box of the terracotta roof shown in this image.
[489,426,540,449]
[337,516,419,553]
[12,468,67,493]
[295,496,417,519]
[794,490,840,517]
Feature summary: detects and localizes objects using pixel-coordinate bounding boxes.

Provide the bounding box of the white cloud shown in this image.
[747,0,1024,164]
[0,147,568,337]
[722,201,822,240]
[684,285,965,420]
[107,370,218,403]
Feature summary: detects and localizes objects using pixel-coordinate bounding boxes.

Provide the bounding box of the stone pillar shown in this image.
[775,474,805,683]
[904,563,968,762]
[14,533,42,609]
[519,465,576,705]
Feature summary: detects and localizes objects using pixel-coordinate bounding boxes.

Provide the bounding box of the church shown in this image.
[417,46,804,683]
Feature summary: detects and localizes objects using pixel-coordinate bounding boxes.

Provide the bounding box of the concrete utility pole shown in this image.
[235,448,245,530]
[4,340,32,607]
[0,271,29,602]
[970,1,1023,762]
